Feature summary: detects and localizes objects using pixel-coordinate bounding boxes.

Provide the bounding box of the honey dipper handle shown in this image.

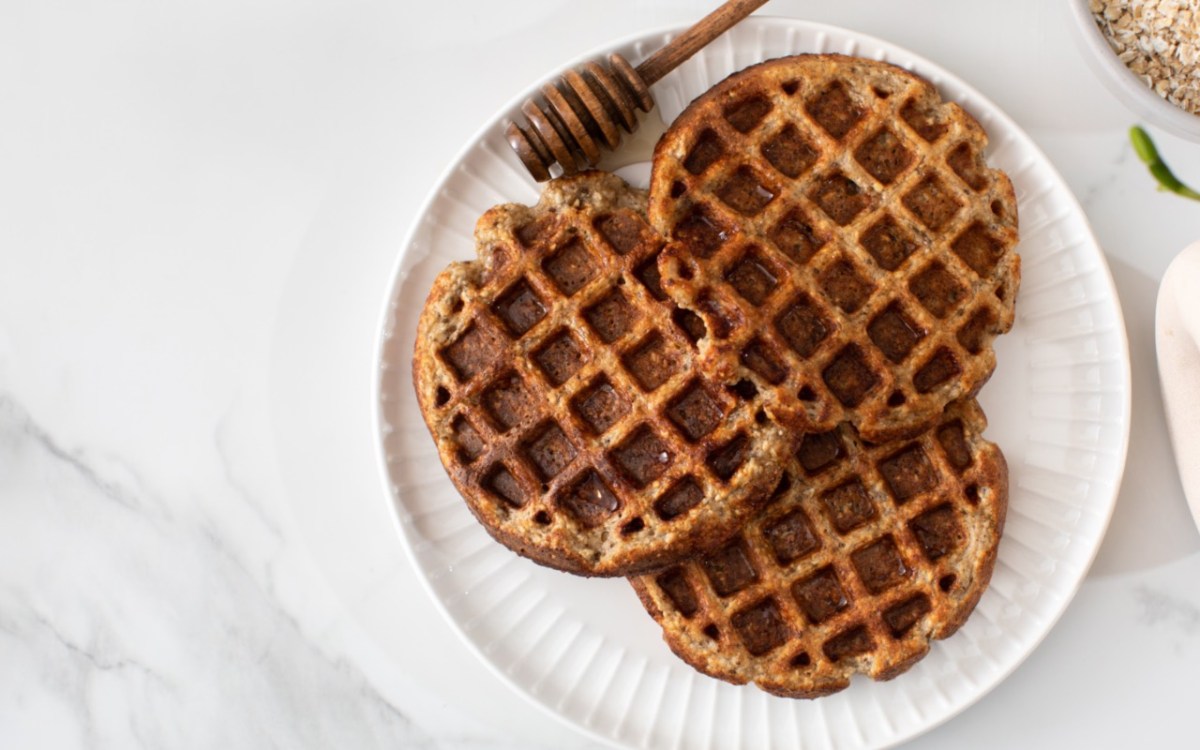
[506,0,770,181]
[634,0,770,86]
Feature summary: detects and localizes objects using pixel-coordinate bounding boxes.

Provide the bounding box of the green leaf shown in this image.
[1130,125,1200,201]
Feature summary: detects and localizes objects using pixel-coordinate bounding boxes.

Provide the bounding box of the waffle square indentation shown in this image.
[696,291,743,339]
[900,97,948,143]
[732,598,788,656]
[533,329,587,386]
[957,307,998,354]
[484,463,525,508]
[595,211,649,255]
[822,344,880,408]
[869,303,925,363]
[708,432,749,481]
[909,262,965,319]
[726,248,780,306]
[654,476,704,521]
[584,288,639,344]
[810,172,871,226]
[792,566,849,624]
[672,204,732,258]
[741,337,787,385]
[702,539,759,597]
[855,127,914,185]
[796,430,844,474]
[656,567,699,617]
[610,425,673,488]
[910,503,965,561]
[515,216,554,248]
[824,625,875,662]
[805,80,864,140]
[946,142,989,191]
[951,222,1005,277]
[666,381,724,441]
[902,176,961,232]
[622,332,682,392]
[441,323,501,382]
[522,422,577,481]
[451,416,485,462]
[884,594,932,637]
[716,166,776,216]
[914,347,962,393]
[936,420,973,471]
[851,536,909,594]
[723,94,773,133]
[769,207,826,264]
[684,128,726,175]
[571,376,629,436]
[482,374,537,433]
[541,238,596,296]
[634,253,666,300]
[775,295,830,359]
[492,277,547,337]
[877,443,938,504]
[819,257,875,314]
[672,308,707,342]
[764,508,819,565]
[762,123,818,179]
[820,479,877,533]
[557,469,619,528]
[859,214,917,271]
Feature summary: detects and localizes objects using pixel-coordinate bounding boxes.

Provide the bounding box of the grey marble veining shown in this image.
[0,397,439,747]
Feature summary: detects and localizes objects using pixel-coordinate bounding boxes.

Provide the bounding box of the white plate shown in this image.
[375,18,1131,750]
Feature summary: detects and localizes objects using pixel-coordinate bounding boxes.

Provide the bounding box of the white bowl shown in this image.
[1066,0,1200,141]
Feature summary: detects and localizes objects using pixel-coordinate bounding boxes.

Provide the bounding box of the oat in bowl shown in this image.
[1091,0,1200,115]
[1068,0,1200,140]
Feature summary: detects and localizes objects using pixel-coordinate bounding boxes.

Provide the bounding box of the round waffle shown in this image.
[413,172,791,577]
[630,399,1007,698]
[648,54,1020,443]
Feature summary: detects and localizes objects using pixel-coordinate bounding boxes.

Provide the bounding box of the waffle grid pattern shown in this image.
[414,174,789,576]
[631,400,1007,698]
[649,54,1020,442]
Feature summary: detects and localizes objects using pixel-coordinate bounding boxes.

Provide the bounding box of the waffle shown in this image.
[648,54,1020,443]
[413,171,792,577]
[630,399,1007,698]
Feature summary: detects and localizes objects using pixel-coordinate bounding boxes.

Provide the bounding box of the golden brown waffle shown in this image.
[413,172,791,577]
[630,399,1007,698]
[648,54,1020,443]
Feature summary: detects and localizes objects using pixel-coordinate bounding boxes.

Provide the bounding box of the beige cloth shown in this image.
[1156,240,1200,534]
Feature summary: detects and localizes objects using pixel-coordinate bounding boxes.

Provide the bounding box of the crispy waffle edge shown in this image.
[412,171,792,577]
[646,53,1022,444]
[628,399,1009,698]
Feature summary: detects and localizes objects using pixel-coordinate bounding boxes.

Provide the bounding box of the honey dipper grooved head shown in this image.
[507,54,654,182]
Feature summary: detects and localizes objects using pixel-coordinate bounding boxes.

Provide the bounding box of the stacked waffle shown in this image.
[414,54,1019,697]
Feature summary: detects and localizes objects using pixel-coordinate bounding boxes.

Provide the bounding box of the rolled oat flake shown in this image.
[1091,0,1200,115]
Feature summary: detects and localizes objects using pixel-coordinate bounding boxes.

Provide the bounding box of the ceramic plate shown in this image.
[375,18,1131,750]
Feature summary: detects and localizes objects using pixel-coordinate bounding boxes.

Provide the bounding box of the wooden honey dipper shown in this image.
[507,0,770,181]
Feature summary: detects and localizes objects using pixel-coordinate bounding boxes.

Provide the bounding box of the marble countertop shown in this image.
[3,0,1199,747]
